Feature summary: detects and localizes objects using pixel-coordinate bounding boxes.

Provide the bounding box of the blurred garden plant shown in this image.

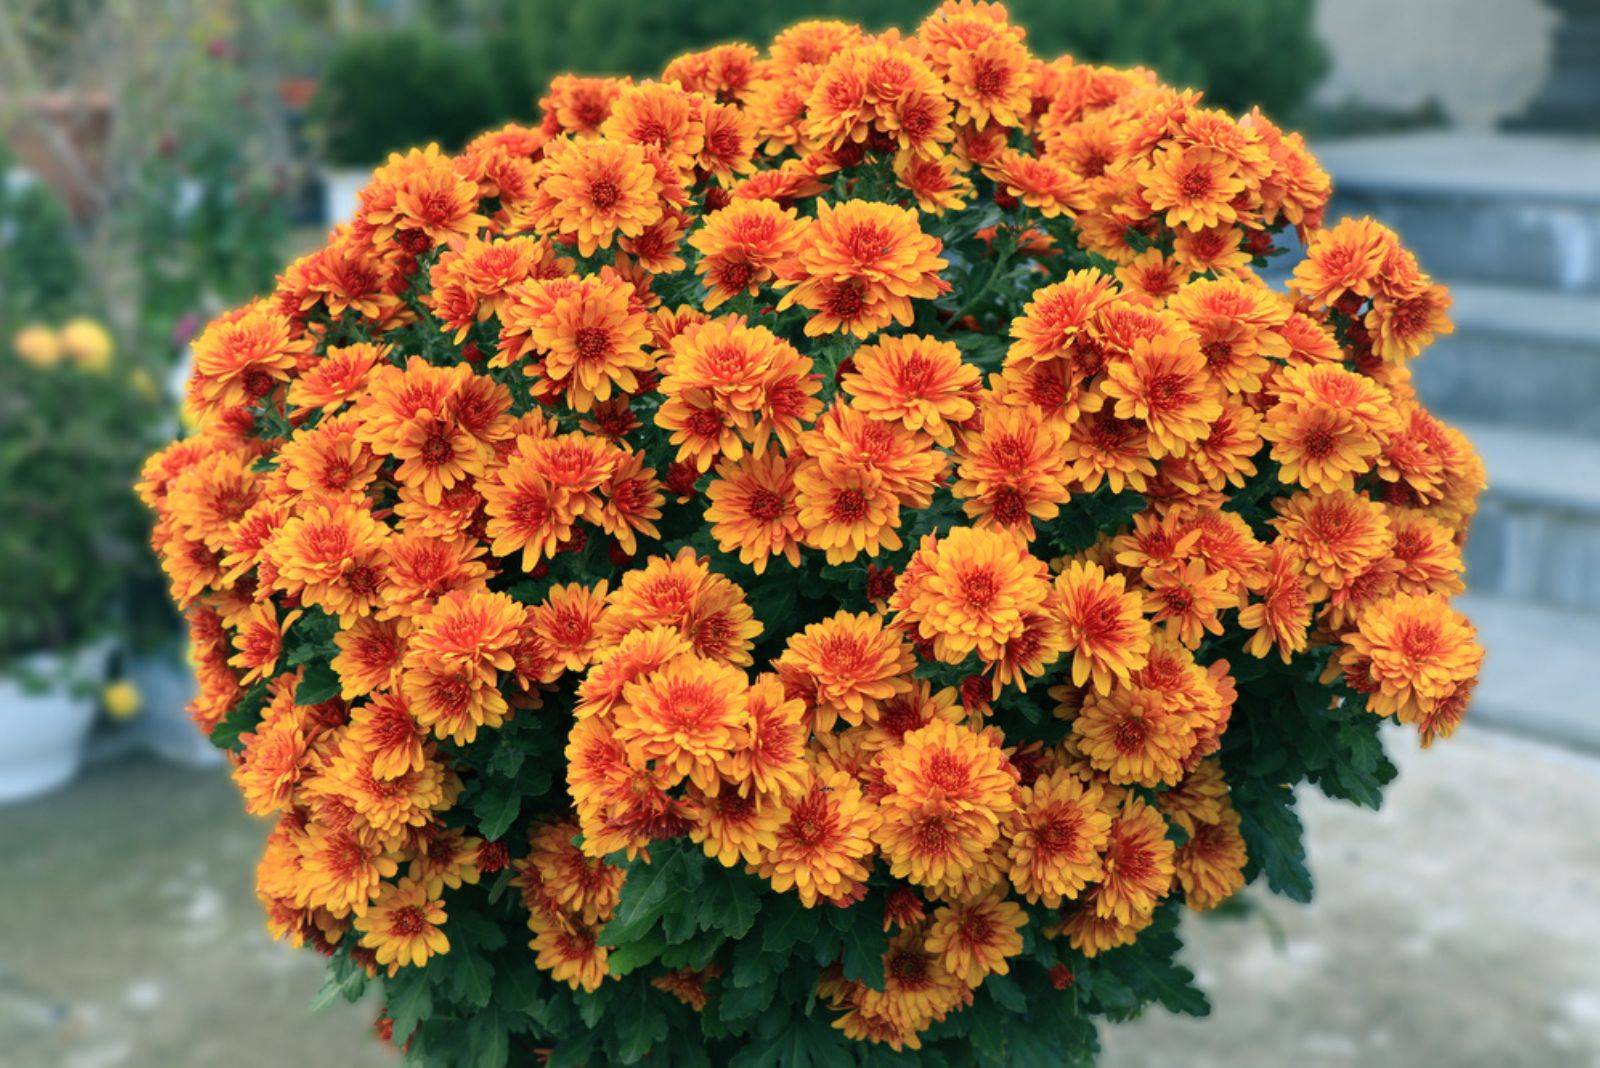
[1,147,161,673]
[140,5,1483,1065]
[0,1,293,682]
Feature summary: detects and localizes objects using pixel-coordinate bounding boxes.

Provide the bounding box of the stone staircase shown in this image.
[1316,132,1600,749]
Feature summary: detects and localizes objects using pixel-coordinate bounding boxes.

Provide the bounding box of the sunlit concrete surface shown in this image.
[1104,726,1600,1068]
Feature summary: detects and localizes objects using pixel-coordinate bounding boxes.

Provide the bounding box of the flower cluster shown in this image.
[142,5,1483,1063]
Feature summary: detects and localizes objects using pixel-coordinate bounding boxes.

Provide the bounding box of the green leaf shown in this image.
[602,847,687,945]
[547,1031,599,1068]
[837,910,888,990]
[450,948,496,1009]
[613,984,668,1064]
[473,782,523,842]
[209,680,269,752]
[467,1007,510,1068]
[1233,780,1314,903]
[760,893,821,955]
[309,956,367,1012]
[605,928,668,977]
[696,864,762,941]
[966,999,1009,1067]
[294,660,342,705]
[716,968,777,1022]
[1091,907,1209,1018]
[488,738,527,778]
[384,969,433,1045]
[984,971,1027,1013]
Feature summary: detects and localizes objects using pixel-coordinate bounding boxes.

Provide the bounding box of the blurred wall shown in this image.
[1313,0,1559,127]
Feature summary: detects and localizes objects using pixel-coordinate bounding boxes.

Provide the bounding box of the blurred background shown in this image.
[0,1,1595,1065]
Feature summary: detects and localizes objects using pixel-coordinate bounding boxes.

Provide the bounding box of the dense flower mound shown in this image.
[141,5,1484,1064]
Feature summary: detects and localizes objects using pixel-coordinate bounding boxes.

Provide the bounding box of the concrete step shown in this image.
[1317,132,1600,296]
[1453,421,1600,613]
[1410,283,1600,437]
[1456,593,1600,752]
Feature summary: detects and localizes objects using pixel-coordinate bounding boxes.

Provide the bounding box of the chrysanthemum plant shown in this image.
[141,5,1484,1064]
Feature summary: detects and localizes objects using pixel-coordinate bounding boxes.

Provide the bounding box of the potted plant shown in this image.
[0,315,163,801]
[306,29,512,226]
[142,8,1483,1063]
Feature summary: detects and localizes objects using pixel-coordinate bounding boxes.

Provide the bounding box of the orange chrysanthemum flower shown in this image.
[354,878,449,976]
[952,402,1072,535]
[1341,592,1482,723]
[776,200,948,337]
[777,611,915,730]
[758,767,880,906]
[189,301,313,414]
[1270,489,1394,598]
[924,892,1027,988]
[1174,808,1248,911]
[1095,797,1176,925]
[689,199,808,309]
[704,452,805,574]
[1139,144,1247,230]
[533,137,664,256]
[1007,769,1111,907]
[1050,560,1151,694]
[615,653,750,793]
[1239,543,1314,663]
[528,912,611,993]
[497,271,655,411]
[1073,687,1195,787]
[1101,331,1223,459]
[841,335,980,447]
[891,527,1053,665]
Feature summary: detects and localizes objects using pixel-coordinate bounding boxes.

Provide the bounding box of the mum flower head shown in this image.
[138,11,1483,1058]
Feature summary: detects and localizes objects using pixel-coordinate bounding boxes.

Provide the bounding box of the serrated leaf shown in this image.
[984,971,1026,1012]
[716,970,777,1022]
[605,928,667,977]
[1233,780,1314,903]
[309,959,366,1012]
[696,865,761,940]
[547,1031,598,1068]
[602,848,685,945]
[467,1007,509,1068]
[384,970,433,1045]
[613,985,668,1064]
[451,949,495,1009]
[295,660,342,705]
[209,680,269,752]
[488,739,527,778]
[761,893,820,954]
[837,912,887,990]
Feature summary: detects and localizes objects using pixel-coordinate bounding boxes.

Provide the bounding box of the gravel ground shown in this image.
[3,725,1597,1068]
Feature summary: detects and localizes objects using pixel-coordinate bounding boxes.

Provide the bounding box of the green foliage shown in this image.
[487,0,1325,121]
[1012,0,1329,120]
[308,30,514,166]
[0,161,164,662]
[0,142,82,326]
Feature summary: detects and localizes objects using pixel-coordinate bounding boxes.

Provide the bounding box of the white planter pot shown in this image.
[322,166,373,227]
[0,641,112,805]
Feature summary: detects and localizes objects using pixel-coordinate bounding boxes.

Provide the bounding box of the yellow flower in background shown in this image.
[128,368,160,401]
[60,317,115,371]
[12,324,62,368]
[102,679,143,720]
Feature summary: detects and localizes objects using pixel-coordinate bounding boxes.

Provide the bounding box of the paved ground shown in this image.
[3,726,1597,1068]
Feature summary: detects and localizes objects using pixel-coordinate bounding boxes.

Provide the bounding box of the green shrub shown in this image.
[308,30,512,167]
[491,0,1327,121]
